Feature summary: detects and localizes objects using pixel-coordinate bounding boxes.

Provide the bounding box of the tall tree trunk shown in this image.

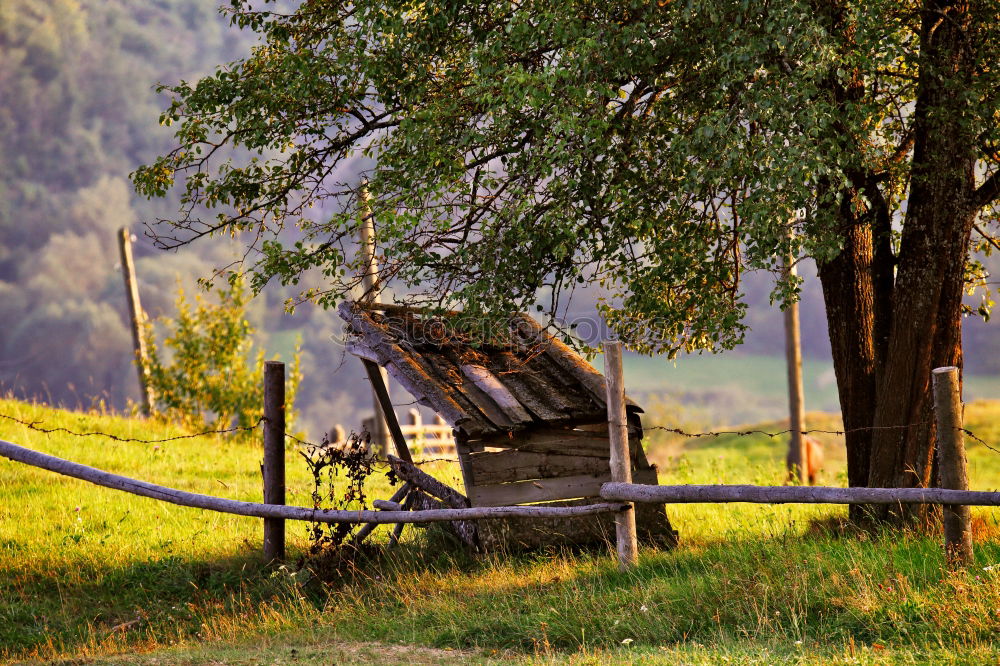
[819,0,978,526]
[866,0,976,523]
[818,222,879,522]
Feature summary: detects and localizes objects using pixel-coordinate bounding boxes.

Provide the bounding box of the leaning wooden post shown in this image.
[117,228,155,416]
[933,366,972,568]
[357,182,392,455]
[262,361,286,563]
[604,341,638,570]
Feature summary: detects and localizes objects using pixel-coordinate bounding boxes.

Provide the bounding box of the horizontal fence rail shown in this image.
[601,482,1000,506]
[0,439,624,524]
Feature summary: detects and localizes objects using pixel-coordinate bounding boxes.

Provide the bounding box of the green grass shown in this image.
[620,351,1000,427]
[3,398,1000,664]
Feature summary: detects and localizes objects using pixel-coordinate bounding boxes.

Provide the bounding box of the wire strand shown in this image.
[0,412,263,444]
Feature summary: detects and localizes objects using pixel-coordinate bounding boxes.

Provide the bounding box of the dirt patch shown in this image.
[31,638,497,666]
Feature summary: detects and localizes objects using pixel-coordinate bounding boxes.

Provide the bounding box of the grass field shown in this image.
[2,397,1000,664]
[620,351,1000,428]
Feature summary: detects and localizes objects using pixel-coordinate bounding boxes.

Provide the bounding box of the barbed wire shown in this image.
[646,422,1000,457]
[643,422,934,439]
[2,410,996,461]
[0,412,263,444]
[282,429,461,466]
[962,428,1000,455]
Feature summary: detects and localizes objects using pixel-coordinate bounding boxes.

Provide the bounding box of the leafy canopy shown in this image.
[133,0,1000,354]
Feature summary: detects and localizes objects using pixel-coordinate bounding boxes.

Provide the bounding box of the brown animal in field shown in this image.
[787,435,824,485]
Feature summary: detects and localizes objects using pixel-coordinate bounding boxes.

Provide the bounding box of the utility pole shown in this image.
[118,228,155,416]
[784,249,807,484]
[357,182,391,454]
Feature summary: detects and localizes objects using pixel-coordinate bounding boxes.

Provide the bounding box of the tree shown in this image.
[143,276,302,430]
[133,0,1000,522]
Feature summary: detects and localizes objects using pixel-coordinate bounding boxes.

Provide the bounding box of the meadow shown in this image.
[2,397,1000,664]
[621,351,1000,426]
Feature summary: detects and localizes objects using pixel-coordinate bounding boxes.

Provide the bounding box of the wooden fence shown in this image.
[355,409,456,459]
[0,357,992,570]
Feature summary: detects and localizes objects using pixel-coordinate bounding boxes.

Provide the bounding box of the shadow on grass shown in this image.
[5,520,1000,663]
[0,545,304,661]
[309,521,1000,659]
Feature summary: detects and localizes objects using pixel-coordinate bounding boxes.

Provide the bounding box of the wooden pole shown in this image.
[262,361,286,563]
[363,360,414,464]
[117,228,155,416]
[600,482,1000,506]
[604,341,638,570]
[0,438,627,524]
[357,182,391,455]
[933,366,973,568]
[352,482,412,544]
[783,251,807,484]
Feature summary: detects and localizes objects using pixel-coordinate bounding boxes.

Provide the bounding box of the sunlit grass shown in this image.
[2,397,1000,663]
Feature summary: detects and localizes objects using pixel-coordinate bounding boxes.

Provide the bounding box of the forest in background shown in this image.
[2,0,999,439]
[0,0,371,437]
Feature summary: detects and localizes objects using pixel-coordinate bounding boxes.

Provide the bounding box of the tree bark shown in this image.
[818,222,879,522]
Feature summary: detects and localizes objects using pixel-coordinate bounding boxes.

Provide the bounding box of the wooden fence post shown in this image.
[263,361,286,563]
[604,341,638,570]
[783,249,807,484]
[932,366,973,568]
[408,408,422,450]
[117,228,155,416]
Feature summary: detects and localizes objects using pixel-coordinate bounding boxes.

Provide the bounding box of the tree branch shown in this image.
[973,222,1000,253]
[973,171,1000,209]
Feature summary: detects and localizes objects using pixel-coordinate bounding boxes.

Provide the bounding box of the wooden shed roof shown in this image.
[338,301,641,439]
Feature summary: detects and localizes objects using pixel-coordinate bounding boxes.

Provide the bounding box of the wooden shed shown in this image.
[338,301,677,551]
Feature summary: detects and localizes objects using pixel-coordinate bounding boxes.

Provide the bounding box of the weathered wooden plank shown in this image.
[520,352,606,419]
[468,449,611,485]
[476,497,676,552]
[488,351,581,420]
[454,434,478,494]
[345,338,380,363]
[425,346,533,431]
[453,374,521,429]
[395,343,502,435]
[510,314,643,412]
[387,455,470,509]
[483,429,611,457]
[469,473,608,507]
[362,359,414,464]
[461,364,535,425]
[488,374,569,422]
[338,302,490,436]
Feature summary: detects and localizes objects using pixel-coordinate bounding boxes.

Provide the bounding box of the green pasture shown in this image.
[2,397,1000,664]
[620,352,1000,427]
